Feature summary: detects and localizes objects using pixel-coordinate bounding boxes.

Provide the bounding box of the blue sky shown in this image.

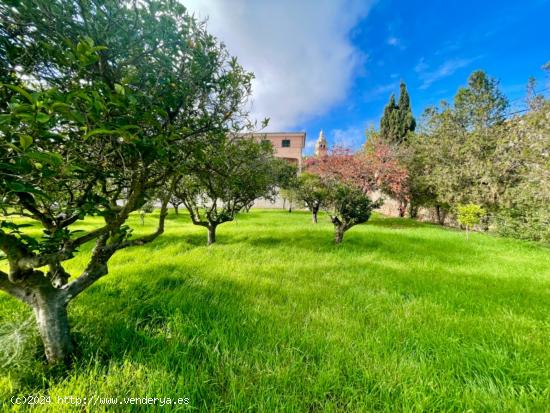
[186,0,549,153]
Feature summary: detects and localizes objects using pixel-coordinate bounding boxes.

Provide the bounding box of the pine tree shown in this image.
[453,70,507,131]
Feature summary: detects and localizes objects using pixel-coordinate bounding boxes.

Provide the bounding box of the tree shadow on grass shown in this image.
[369,215,438,229]
[71,256,550,391]
[65,266,339,407]
[234,226,476,266]
[138,231,208,250]
[6,243,550,409]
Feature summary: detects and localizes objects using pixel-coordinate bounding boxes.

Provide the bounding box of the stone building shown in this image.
[248,131,306,208]
[254,132,306,171]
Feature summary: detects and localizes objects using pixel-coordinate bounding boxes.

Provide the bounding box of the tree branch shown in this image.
[0,270,33,304]
[16,192,55,230]
[63,191,171,300]
[114,195,170,250]
[62,234,110,300]
[21,225,111,270]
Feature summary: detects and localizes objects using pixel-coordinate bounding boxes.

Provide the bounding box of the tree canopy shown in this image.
[173,135,292,245]
[0,0,255,363]
[398,69,549,240]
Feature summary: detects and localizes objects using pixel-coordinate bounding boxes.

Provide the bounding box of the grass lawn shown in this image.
[1,209,550,412]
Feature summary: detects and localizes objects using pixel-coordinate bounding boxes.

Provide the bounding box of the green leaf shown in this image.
[51,102,72,113]
[76,37,94,54]
[11,102,34,114]
[83,129,120,140]
[114,84,125,95]
[6,180,44,195]
[1,83,34,103]
[0,114,11,125]
[25,151,63,167]
[91,45,108,52]
[36,112,50,123]
[19,134,33,150]
[119,124,141,132]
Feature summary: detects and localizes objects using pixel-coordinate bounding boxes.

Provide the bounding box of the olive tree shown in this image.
[0,0,253,364]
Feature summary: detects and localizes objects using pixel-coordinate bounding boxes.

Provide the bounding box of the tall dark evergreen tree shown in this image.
[380,94,397,142]
[380,82,416,144]
[398,81,411,111]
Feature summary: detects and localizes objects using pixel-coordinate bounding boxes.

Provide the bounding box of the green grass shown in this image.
[1,210,550,412]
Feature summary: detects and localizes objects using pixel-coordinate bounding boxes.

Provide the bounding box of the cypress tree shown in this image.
[380,94,398,142]
[380,82,416,144]
[398,81,410,111]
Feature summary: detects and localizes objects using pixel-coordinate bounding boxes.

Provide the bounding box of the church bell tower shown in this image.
[314,130,327,157]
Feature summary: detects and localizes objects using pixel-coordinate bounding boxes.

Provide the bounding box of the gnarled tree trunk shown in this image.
[1,268,75,365]
[32,288,73,364]
[334,225,345,244]
[331,216,346,244]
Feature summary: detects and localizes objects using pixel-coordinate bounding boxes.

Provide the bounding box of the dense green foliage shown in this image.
[1,210,550,411]
[303,149,385,242]
[494,104,550,241]
[292,173,329,223]
[400,70,550,241]
[172,136,291,244]
[456,204,485,239]
[456,204,485,228]
[0,0,256,363]
[0,3,548,412]
[380,81,416,144]
[326,181,380,243]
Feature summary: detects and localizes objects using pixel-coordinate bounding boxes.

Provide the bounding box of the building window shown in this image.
[282,139,291,148]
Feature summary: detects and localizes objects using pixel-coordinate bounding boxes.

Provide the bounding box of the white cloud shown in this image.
[414,57,428,73]
[387,36,399,46]
[416,57,476,90]
[184,0,373,130]
[363,82,399,103]
[304,137,317,155]
[330,125,367,149]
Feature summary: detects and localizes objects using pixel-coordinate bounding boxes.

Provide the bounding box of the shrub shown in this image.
[456,204,485,239]
[326,181,382,244]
